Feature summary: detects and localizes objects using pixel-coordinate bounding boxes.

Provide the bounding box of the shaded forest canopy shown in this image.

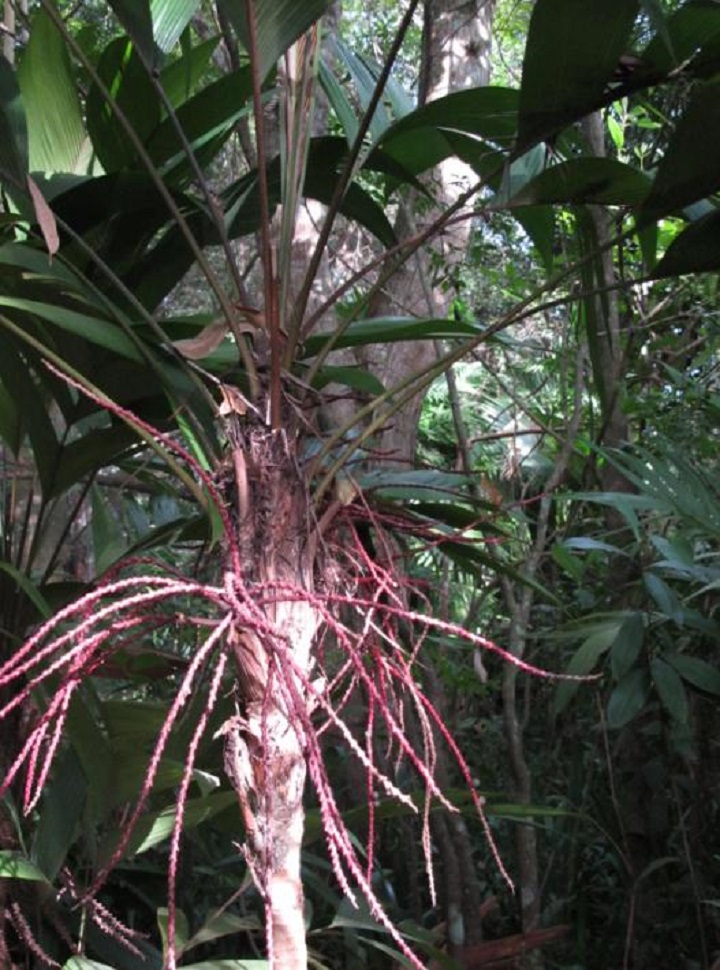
[0,0,719,967]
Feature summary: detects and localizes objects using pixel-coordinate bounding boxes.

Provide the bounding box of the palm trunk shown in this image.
[221,416,318,968]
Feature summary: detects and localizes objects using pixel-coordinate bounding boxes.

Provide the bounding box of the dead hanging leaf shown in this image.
[233,304,266,330]
[172,320,230,360]
[473,648,488,684]
[218,383,249,417]
[336,475,359,506]
[26,175,59,259]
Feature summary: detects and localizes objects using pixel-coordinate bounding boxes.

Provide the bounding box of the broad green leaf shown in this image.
[553,625,615,717]
[311,365,385,395]
[513,205,555,273]
[517,0,640,149]
[0,339,59,494]
[496,144,546,202]
[653,209,720,279]
[151,0,202,53]
[86,37,161,172]
[103,791,238,860]
[33,747,86,881]
[220,0,334,82]
[158,906,190,960]
[643,0,720,79]
[640,78,720,223]
[562,537,627,556]
[319,55,360,143]
[0,55,28,186]
[0,296,144,361]
[507,158,651,207]
[182,912,262,953]
[551,543,584,582]
[179,962,268,969]
[148,67,253,179]
[357,469,474,502]
[607,667,650,729]
[66,686,114,823]
[651,657,689,724]
[17,9,86,173]
[160,37,220,108]
[64,960,118,970]
[52,426,139,498]
[0,851,50,882]
[644,572,681,622]
[0,561,51,620]
[667,654,720,696]
[380,87,519,175]
[610,612,645,681]
[302,316,480,357]
[0,379,20,453]
[92,486,127,574]
[107,0,156,64]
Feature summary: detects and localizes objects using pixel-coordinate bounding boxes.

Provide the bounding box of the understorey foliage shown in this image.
[1,0,720,967]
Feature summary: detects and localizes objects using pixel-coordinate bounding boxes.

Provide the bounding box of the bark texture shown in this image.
[221,414,318,968]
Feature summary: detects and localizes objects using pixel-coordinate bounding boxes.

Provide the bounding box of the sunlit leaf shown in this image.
[220,0,334,82]
[0,851,50,882]
[18,9,86,174]
[151,0,202,53]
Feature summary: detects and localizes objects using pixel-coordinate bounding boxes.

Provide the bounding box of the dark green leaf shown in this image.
[0,339,59,494]
[517,0,640,149]
[642,0,720,79]
[651,657,689,724]
[653,209,720,279]
[311,365,385,395]
[380,87,519,175]
[607,667,650,729]
[667,654,720,696]
[610,612,645,680]
[644,571,681,622]
[507,158,651,207]
[0,295,144,360]
[640,79,720,223]
[0,55,28,186]
[33,748,86,881]
[86,38,161,172]
[178,962,268,969]
[52,426,138,497]
[160,37,220,108]
[101,791,238,861]
[513,205,555,273]
[148,67,253,180]
[0,561,51,620]
[302,316,480,357]
[553,625,616,717]
[107,0,156,65]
